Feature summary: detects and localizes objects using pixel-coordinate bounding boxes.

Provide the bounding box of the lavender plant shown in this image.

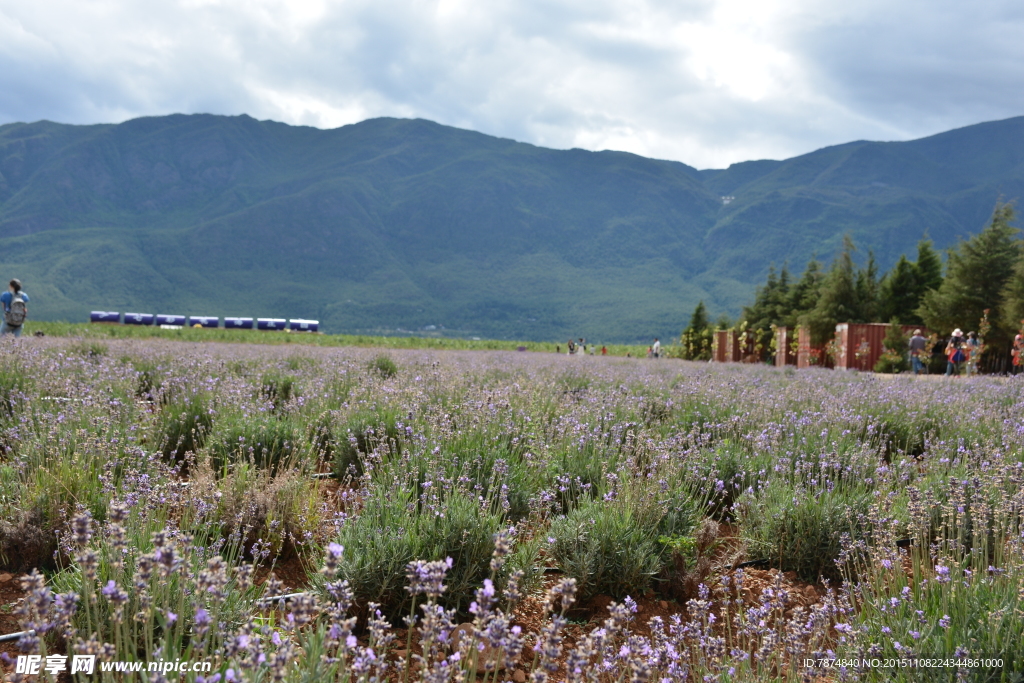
[0,337,1021,683]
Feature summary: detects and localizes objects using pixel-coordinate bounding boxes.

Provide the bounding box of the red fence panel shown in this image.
[775,326,797,367]
[835,323,929,371]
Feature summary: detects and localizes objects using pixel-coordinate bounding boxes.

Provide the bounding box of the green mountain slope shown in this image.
[0,113,1021,342]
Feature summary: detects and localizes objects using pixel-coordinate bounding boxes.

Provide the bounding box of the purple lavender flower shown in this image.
[405,557,453,598]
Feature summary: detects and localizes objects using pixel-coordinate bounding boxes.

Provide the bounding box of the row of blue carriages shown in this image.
[90,311,319,332]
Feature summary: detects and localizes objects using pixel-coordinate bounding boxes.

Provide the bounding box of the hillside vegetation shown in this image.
[1,114,1023,341]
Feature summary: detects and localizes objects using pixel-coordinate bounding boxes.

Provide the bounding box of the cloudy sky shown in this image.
[2,0,1023,169]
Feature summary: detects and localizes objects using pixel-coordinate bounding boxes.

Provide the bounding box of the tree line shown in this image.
[681,203,1024,368]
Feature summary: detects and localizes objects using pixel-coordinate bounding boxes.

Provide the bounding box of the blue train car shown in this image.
[156,314,187,326]
[90,311,121,323]
[123,313,155,325]
[224,317,254,329]
[257,318,287,331]
[189,316,219,328]
[289,319,319,332]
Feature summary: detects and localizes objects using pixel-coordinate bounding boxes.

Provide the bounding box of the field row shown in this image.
[0,337,1021,681]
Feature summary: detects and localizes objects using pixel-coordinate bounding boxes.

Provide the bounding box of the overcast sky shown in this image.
[2,0,1023,169]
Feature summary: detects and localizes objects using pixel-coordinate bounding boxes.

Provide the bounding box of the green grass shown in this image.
[25,320,655,357]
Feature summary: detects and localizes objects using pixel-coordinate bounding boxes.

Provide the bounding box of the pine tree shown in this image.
[801,236,861,344]
[1001,255,1024,337]
[743,265,792,356]
[743,266,780,329]
[877,255,921,324]
[874,319,909,373]
[856,250,880,322]
[919,203,1022,350]
[680,301,714,360]
[775,265,792,317]
[915,238,943,292]
[786,259,824,328]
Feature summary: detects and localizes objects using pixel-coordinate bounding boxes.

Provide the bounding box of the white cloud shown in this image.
[1,0,1024,167]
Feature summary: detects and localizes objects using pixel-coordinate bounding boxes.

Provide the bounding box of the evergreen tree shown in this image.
[775,265,792,315]
[874,319,909,373]
[743,266,779,329]
[915,238,943,292]
[680,301,714,360]
[919,203,1022,350]
[786,259,824,328]
[743,265,792,356]
[1001,255,1024,337]
[876,237,942,325]
[877,255,921,324]
[801,236,861,344]
[856,250,880,322]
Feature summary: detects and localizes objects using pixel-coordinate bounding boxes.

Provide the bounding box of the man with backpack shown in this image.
[1,279,29,337]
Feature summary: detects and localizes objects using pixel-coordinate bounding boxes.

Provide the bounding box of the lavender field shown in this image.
[0,337,1022,682]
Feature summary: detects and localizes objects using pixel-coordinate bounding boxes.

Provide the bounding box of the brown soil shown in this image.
[0,572,26,675]
[253,554,312,594]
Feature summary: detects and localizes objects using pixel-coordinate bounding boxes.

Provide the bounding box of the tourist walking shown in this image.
[1013,334,1023,376]
[652,337,661,358]
[965,331,980,376]
[909,329,927,375]
[945,329,965,376]
[0,279,28,337]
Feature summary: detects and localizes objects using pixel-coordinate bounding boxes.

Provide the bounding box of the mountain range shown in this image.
[1,113,1022,342]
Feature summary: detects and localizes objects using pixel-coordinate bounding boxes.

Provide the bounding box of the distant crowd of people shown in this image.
[908,328,1022,377]
[560,338,604,356]
[557,337,660,359]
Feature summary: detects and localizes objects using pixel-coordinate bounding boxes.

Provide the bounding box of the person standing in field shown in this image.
[0,279,28,337]
[1012,333,1023,375]
[909,329,928,375]
[945,329,965,377]
[652,337,661,358]
[964,331,980,376]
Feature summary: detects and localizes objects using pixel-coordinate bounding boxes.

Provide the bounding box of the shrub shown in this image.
[658,518,723,602]
[868,415,935,462]
[333,489,502,621]
[686,441,768,520]
[69,340,108,358]
[130,359,163,399]
[48,507,259,668]
[546,441,615,513]
[435,428,538,521]
[873,350,907,374]
[210,463,325,560]
[737,482,870,582]
[260,372,297,412]
[0,366,29,420]
[156,393,214,462]
[369,354,398,379]
[875,320,909,374]
[207,414,306,473]
[331,409,403,478]
[548,497,663,600]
